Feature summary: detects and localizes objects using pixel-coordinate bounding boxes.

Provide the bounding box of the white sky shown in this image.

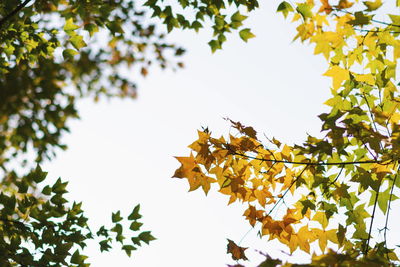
[42,2,336,266]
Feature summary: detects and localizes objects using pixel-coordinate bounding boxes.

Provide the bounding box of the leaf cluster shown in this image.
[172,0,400,264]
[0,165,154,266]
[0,0,184,168]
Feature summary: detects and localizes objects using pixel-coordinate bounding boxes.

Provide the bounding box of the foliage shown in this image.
[0,0,184,168]
[169,0,400,265]
[0,165,154,266]
[0,0,169,264]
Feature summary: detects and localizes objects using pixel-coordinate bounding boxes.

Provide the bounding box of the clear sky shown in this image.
[42,2,333,266]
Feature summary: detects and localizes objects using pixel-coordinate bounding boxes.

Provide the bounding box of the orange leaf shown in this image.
[227,239,248,261]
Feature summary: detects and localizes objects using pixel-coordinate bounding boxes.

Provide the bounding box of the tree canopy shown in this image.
[2,0,400,266]
[0,0,184,169]
[0,0,167,265]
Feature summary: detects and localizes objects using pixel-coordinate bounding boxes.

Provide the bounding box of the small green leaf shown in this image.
[84,23,99,37]
[64,18,80,33]
[239,28,255,42]
[231,11,247,22]
[70,35,86,50]
[208,40,221,53]
[130,221,143,231]
[138,231,156,244]
[128,204,142,220]
[191,21,202,32]
[296,3,312,19]
[111,223,123,235]
[99,239,112,252]
[32,165,48,183]
[277,1,294,18]
[112,211,123,223]
[70,249,87,264]
[131,237,142,246]
[62,49,78,59]
[42,185,51,195]
[122,245,137,257]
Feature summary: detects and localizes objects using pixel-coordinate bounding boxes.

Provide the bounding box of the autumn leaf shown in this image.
[336,0,354,9]
[227,239,248,261]
[323,65,350,90]
[318,0,332,14]
[363,0,382,11]
[173,154,198,179]
[348,11,372,26]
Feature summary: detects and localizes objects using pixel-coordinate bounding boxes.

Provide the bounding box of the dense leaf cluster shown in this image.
[0,166,154,266]
[0,0,168,265]
[0,0,184,167]
[171,0,400,265]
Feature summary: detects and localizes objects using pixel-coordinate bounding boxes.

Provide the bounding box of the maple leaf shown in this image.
[347,11,372,26]
[173,153,197,179]
[227,239,248,261]
[323,65,350,90]
[336,0,354,9]
[363,0,382,11]
[226,118,258,139]
[318,0,332,14]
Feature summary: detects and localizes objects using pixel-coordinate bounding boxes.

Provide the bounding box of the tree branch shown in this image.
[323,165,344,194]
[365,185,380,255]
[333,8,400,28]
[384,167,399,261]
[361,92,384,152]
[266,166,308,217]
[0,0,32,29]
[227,147,392,166]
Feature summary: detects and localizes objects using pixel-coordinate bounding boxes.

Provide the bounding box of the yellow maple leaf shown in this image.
[337,0,354,8]
[313,211,328,228]
[354,73,375,85]
[323,66,349,90]
[173,154,197,179]
[363,0,382,11]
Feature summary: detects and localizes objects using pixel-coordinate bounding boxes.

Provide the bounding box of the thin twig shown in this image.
[261,162,277,175]
[362,92,384,152]
[0,0,32,29]
[266,166,308,217]
[365,184,380,254]
[384,166,399,261]
[354,28,400,33]
[227,148,391,166]
[360,138,378,160]
[323,165,344,194]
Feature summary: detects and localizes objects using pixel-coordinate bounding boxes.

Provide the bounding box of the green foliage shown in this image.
[0,0,170,264]
[145,0,258,51]
[0,0,184,168]
[0,165,153,265]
